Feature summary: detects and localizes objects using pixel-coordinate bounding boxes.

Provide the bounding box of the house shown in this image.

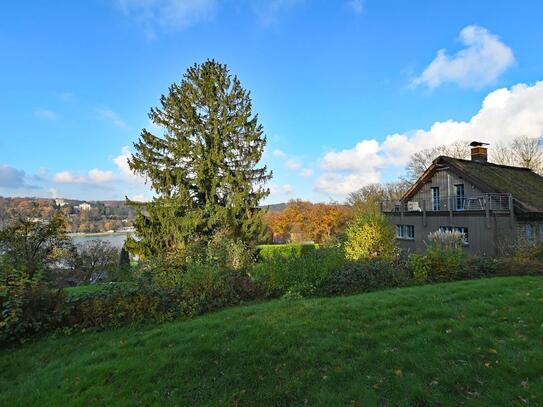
[54,198,66,207]
[381,141,543,255]
[77,203,92,211]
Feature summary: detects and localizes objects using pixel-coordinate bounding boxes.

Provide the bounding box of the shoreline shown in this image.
[68,231,133,238]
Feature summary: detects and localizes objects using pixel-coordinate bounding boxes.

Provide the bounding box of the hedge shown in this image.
[257,243,318,261]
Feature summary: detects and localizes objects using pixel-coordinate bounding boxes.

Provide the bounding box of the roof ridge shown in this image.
[436,155,533,172]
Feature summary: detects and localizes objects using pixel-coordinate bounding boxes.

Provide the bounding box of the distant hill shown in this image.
[0,197,135,233]
[260,202,288,212]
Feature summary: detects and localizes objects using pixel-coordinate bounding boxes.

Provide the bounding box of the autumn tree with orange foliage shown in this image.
[263,200,352,244]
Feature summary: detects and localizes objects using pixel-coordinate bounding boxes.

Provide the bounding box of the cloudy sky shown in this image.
[1,1,543,203]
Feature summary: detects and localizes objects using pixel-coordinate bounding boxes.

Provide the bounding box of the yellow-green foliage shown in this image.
[344,213,395,261]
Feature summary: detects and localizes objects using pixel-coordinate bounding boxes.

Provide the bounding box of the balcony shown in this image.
[380,193,512,213]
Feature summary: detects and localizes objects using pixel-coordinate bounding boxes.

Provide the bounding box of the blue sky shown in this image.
[1,0,543,203]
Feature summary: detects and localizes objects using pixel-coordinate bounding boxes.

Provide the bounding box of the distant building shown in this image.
[55,198,66,207]
[381,141,543,255]
[77,203,92,211]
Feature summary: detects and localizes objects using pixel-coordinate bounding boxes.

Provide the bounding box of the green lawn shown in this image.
[2,276,543,406]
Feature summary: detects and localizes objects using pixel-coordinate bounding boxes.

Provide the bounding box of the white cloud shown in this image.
[54,169,116,185]
[282,183,294,194]
[130,194,146,202]
[299,168,314,177]
[117,0,217,36]
[347,0,364,14]
[316,172,379,196]
[34,109,58,120]
[54,171,86,184]
[253,0,304,26]
[88,169,116,183]
[286,159,301,170]
[315,81,543,195]
[97,108,128,129]
[114,146,146,184]
[269,182,295,198]
[48,188,60,198]
[321,139,385,172]
[412,25,515,89]
[272,149,286,158]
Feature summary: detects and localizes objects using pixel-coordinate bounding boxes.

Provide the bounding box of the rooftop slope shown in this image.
[441,156,543,212]
[2,277,543,406]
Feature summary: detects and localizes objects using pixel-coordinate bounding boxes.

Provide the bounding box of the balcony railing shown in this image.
[380,193,512,213]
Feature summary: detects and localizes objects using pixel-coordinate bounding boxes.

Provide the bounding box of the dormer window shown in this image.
[431,187,440,211]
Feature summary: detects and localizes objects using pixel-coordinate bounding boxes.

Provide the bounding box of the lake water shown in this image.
[70,233,131,249]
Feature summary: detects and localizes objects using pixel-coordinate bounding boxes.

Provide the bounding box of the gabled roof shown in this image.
[403,156,543,213]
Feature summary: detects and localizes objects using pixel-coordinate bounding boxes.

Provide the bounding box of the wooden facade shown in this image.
[382,154,543,255]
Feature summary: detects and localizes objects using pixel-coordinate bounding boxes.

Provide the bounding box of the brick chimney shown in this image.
[470,141,489,163]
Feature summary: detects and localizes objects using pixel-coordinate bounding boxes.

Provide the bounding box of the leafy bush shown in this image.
[257,243,318,261]
[1,264,264,344]
[252,246,345,297]
[344,213,395,261]
[457,256,499,280]
[205,234,255,270]
[135,255,186,288]
[0,263,66,343]
[423,230,465,282]
[319,259,412,296]
[409,253,430,284]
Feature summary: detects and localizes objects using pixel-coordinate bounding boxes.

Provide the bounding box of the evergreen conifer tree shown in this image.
[126,60,271,257]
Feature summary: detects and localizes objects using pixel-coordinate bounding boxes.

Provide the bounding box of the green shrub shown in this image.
[257,243,318,261]
[252,246,345,297]
[409,253,430,284]
[135,256,186,288]
[1,260,265,344]
[0,263,66,343]
[457,256,499,280]
[205,234,255,270]
[319,259,412,296]
[410,230,465,283]
[344,213,395,261]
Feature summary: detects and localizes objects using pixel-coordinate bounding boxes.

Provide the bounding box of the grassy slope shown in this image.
[2,277,543,406]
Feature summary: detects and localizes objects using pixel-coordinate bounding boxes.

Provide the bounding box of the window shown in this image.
[455,184,465,210]
[439,226,469,245]
[396,225,414,240]
[539,224,543,241]
[525,224,534,242]
[431,187,440,211]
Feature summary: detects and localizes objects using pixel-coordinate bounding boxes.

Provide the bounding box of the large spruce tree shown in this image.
[127,60,271,257]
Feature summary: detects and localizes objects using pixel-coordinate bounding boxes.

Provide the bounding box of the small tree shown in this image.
[70,240,119,284]
[0,213,71,279]
[344,213,395,261]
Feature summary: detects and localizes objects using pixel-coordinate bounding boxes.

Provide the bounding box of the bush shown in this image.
[257,243,318,261]
[135,255,186,288]
[423,230,465,282]
[205,234,255,270]
[252,246,345,298]
[344,213,395,261]
[319,259,412,296]
[409,253,430,284]
[0,263,66,343]
[457,256,499,280]
[1,263,265,344]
